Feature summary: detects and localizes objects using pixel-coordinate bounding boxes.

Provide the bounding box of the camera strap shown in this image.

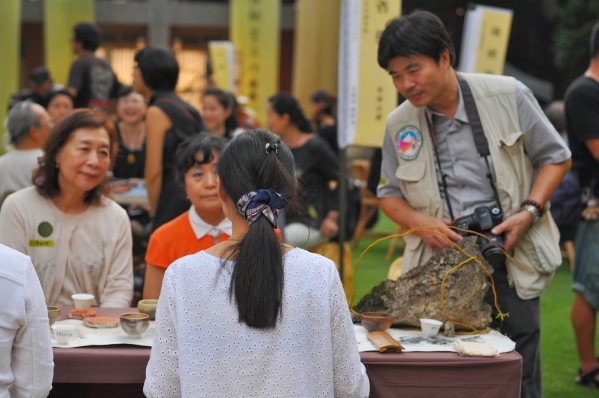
[457,74,504,214]
[425,117,457,221]
[425,74,504,220]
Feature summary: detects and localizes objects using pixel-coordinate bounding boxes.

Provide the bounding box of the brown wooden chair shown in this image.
[350,159,381,249]
[387,256,403,281]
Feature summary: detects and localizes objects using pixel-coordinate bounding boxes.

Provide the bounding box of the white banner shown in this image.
[337,0,360,149]
[208,41,236,92]
[337,0,401,149]
[458,5,513,75]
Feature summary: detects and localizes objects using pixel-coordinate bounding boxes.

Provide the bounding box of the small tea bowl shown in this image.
[361,312,393,332]
[71,293,94,310]
[120,313,150,338]
[420,318,443,338]
[137,299,158,320]
[47,306,60,326]
[52,324,76,345]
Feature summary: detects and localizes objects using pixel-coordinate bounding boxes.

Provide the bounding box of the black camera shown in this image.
[454,206,506,268]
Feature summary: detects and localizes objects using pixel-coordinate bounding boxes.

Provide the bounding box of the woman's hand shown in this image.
[320,215,339,238]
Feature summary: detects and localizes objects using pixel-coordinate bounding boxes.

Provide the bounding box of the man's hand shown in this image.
[411,213,463,251]
[491,210,533,252]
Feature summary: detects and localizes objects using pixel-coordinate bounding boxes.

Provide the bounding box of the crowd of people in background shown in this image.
[1,12,599,398]
[0,20,360,397]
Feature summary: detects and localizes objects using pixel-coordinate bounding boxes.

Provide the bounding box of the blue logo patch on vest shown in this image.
[396,125,423,161]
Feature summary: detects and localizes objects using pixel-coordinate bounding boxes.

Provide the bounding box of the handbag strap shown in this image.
[155,98,197,124]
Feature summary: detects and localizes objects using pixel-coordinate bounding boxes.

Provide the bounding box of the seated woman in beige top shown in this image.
[0,109,133,308]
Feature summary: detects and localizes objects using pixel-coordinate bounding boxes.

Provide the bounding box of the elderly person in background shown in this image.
[0,244,53,397]
[0,100,53,206]
[0,109,133,308]
[143,134,230,299]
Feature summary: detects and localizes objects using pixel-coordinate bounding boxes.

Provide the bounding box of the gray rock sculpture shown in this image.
[354,236,493,331]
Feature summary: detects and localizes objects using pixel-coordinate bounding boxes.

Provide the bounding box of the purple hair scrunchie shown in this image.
[237,189,287,227]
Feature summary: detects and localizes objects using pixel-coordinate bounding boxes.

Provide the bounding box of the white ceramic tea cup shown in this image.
[420,318,443,338]
[71,293,94,310]
[52,324,76,345]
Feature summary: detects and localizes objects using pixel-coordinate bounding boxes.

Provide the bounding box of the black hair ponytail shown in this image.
[216,130,300,329]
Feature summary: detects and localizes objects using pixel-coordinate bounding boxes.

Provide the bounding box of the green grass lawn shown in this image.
[351,210,598,397]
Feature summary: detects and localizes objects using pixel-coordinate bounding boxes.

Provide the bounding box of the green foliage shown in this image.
[553,0,599,78]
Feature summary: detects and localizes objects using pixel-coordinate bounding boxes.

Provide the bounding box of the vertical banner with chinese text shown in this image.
[44,0,95,86]
[338,0,401,149]
[0,0,21,154]
[458,5,513,75]
[208,41,236,92]
[291,0,340,115]
[230,0,281,125]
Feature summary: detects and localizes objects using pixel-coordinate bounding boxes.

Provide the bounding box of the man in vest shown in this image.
[565,21,599,390]
[377,11,571,398]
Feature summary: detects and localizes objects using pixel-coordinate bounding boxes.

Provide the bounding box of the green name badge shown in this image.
[29,240,54,247]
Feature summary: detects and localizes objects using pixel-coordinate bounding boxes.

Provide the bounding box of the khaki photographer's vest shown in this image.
[387,72,561,299]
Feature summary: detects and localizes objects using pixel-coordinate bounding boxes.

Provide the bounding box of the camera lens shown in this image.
[478,234,506,268]
[482,247,506,268]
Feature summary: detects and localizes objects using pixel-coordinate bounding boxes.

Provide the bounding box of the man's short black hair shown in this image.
[30,66,50,87]
[591,22,599,59]
[134,46,179,91]
[73,23,101,52]
[377,10,455,69]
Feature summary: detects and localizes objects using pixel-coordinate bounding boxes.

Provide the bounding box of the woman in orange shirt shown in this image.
[142,134,229,299]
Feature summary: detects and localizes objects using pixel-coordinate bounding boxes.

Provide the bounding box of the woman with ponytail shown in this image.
[144,130,368,398]
[267,92,341,250]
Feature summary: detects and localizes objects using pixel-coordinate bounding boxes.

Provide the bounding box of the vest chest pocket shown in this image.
[396,161,430,212]
[494,132,527,214]
[497,132,526,185]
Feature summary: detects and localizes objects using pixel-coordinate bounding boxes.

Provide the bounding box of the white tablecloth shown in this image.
[354,325,516,353]
[52,319,155,348]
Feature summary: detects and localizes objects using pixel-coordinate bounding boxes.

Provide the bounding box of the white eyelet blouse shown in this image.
[144,248,369,398]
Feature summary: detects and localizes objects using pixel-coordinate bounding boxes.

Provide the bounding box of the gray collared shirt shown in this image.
[378,80,571,219]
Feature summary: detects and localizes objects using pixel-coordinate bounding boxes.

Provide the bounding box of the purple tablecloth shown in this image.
[361,350,522,398]
[53,308,522,397]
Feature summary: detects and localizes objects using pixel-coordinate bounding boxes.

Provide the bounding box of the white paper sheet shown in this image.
[51,319,155,348]
[355,325,516,353]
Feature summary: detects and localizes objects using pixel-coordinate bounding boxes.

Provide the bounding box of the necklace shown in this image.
[119,122,146,152]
